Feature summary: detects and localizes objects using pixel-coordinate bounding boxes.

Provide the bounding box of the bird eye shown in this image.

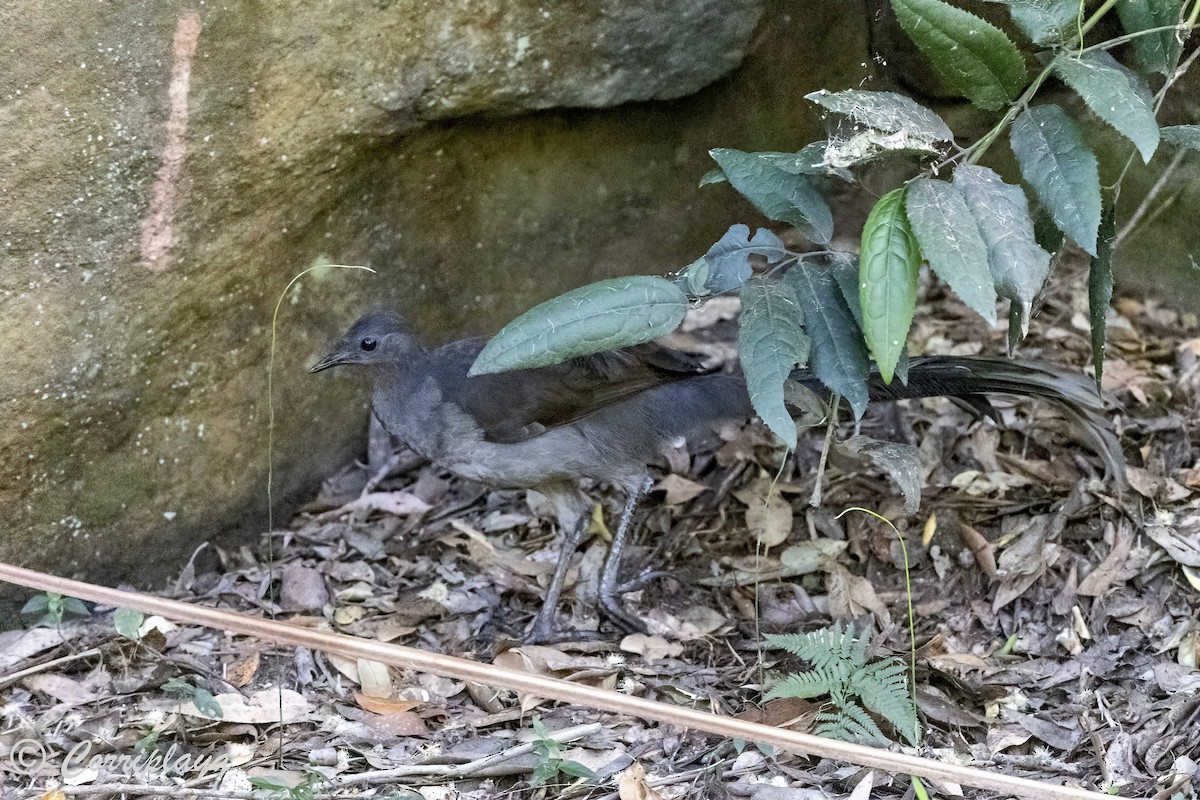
[360,337,377,351]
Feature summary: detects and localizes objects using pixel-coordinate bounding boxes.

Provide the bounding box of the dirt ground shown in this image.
[2,270,1199,800]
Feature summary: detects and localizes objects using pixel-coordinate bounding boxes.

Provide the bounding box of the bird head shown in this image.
[310,311,422,373]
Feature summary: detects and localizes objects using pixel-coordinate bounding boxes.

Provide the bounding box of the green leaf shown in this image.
[953,165,1051,338]
[191,688,224,719]
[530,761,559,787]
[702,142,835,186]
[1052,51,1159,163]
[1089,205,1116,393]
[785,265,871,419]
[1115,0,1184,75]
[905,178,996,323]
[709,148,834,243]
[21,594,50,614]
[557,760,598,780]
[994,0,1082,44]
[1161,125,1200,150]
[677,224,787,296]
[1010,104,1101,255]
[698,168,726,187]
[766,672,835,700]
[805,90,953,141]
[114,607,145,639]
[61,597,90,617]
[469,276,688,375]
[738,277,809,448]
[859,187,920,384]
[857,660,919,745]
[891,0,1028,110]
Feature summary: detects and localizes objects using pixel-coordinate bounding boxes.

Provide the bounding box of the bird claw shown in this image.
[598,594,647,635]
[616,569,675,594]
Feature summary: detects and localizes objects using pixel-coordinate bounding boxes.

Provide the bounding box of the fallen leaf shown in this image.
[656,474,708,505]
[353,692,423,721]
[618,761,664,800]
[357,658,393,698]
[620,634,683,661]
[23,674,97,706]
[225,651,260,688]
[736,478,793,548]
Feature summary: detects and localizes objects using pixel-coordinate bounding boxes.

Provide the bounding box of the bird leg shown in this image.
[523,512,598,644]
[597,476,653,634]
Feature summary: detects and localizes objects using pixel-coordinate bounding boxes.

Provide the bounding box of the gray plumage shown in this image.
[313,311,1124,639]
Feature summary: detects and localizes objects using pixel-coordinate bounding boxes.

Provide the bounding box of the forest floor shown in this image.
[3,269,1200,800]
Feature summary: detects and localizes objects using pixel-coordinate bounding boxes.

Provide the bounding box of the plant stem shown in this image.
[962,66,1054,166]
[1080,22,1192,53]
[1078,0,1119,42]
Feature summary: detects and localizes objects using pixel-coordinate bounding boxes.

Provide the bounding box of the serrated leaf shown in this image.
[785,265,871,418]
[806,89,953,141]
[1115,0,1184,75]
[891,0,1028,111]
[953,165,1051,338]
[1010,104,1101,255]
[679,224,787,296]
[905,178,996,323]
[702,143,836,186]
[469,276,687,375]
[709,148,834,243]
[738,277,809,448]
[1052,51,1159,162]
[1161,125,1200,150]
[859,187,920,384]
[993,0,1082,44]
[1089,205,1116,393]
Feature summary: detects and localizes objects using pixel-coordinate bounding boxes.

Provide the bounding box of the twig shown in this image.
[337,722,603,784]
[809,395,840,508]
[0,647,101,690]
[1116,149,1186,245]
[0,561,1123,800]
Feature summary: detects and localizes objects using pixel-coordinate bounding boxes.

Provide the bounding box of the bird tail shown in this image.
[794,356,1126,482]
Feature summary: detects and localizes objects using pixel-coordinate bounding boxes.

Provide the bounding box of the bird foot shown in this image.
[616,569,675,594]
[521,609,603,645]
[598,593,647,635]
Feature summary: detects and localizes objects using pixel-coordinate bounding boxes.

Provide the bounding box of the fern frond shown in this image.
[815,702,887,745]
[856,660,919,745]
[764,621,867,670]
[765,671,833,701]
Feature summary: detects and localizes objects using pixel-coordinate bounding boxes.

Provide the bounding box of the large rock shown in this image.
[1,0,873,585]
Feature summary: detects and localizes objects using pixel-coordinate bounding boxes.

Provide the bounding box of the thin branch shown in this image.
[0,561,1124,800]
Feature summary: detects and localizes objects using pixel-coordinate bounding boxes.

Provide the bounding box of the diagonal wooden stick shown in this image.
[0,562,1112,800]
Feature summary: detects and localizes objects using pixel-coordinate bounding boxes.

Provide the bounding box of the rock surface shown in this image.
[0,0,833,583]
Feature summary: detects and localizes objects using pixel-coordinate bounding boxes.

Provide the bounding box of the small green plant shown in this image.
[765,622,919,746]
[528,717,597,788]
[469,0,1199,450]
[113,607,145,640]
[249,771,324,800]
[161,675,224,719]
[21,591,89,627]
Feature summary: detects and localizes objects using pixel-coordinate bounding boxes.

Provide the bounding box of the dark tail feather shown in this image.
[793,356,1126,483]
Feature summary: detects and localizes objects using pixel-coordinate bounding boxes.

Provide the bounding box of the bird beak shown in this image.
[310,350,351,373]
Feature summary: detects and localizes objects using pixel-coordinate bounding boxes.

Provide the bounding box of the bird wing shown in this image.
[430,338,710,444]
